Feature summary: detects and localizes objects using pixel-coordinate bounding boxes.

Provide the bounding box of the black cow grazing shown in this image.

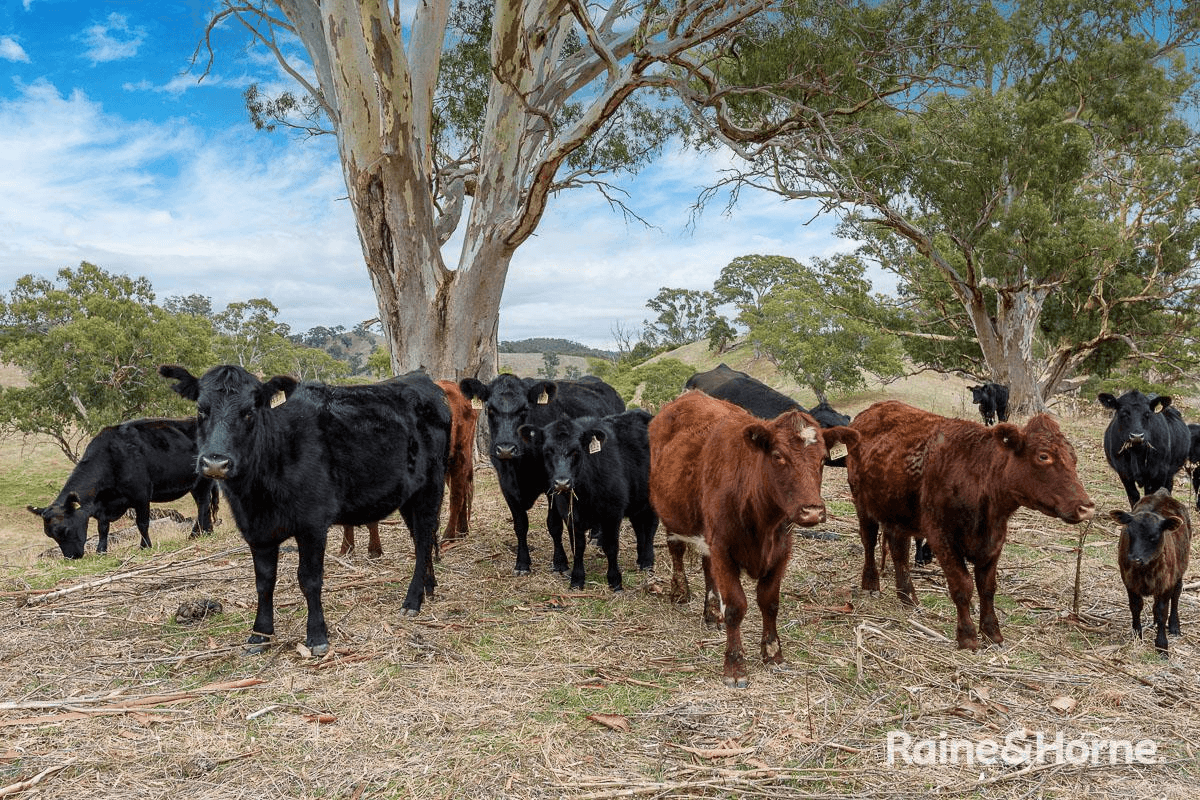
[29,418,219,559]
[1099,390,1190,509]
[684,364,852,466]
[1110,488,1191,657]
[518,410,658,591]
[160,364,450,656]
[459,374,625,575]
[969,383,1010,425]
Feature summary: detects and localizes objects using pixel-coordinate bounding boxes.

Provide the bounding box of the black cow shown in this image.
[160,364,450,656]
[684,364,852,465]
[1187,423,1200,509]
[518,410,658,590]
[459,374,625,575]
[969,383,1010,425]
[1099,390,1190,509]
[28,418,218,559]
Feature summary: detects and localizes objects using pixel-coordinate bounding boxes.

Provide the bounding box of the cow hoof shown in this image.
[514,567,531,577]
[243,642,269,655]
[722,675,749,689]
[400,606,421,618]
[308,643,329,657]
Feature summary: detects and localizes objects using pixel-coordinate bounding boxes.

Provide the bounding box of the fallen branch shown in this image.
[0,678,265,726]
[0,757,77,797]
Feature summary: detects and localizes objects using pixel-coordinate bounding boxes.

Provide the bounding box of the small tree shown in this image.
[643,288,721,350]
[537,351,560,380]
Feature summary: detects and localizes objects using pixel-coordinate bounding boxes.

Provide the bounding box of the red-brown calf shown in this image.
[649,390,858,687]
[1110,488,1191,657]
[848,401,1094,650]
[338,380,478,557]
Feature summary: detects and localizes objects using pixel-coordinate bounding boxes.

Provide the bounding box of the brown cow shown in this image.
[848,401,1095,650]
[338,379,478,557]
[650,390,859,687]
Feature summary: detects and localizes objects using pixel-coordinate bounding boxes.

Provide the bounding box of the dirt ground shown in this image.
[1,392,1198,798]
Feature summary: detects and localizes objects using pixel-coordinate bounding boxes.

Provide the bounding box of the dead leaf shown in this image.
[303,714,337,725]
[586,713,630,732]
[1050,696,1077,714]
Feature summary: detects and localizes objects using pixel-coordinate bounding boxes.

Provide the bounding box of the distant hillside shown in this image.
[291,325,384,376]
[500,338,615,360]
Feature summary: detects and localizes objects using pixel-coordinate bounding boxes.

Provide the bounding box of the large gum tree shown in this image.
[204,0,776,379]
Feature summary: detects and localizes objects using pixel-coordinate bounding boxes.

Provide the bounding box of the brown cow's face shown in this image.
[746,411,830,527]
[996,416,1095,523]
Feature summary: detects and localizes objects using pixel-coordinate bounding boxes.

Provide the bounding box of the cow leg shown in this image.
[1119,475,1141,509]
[566,511,588,590]
[702,556,722,629]
[914,538,934,567]
[96,518,110,554]
[599,517,623,592]
[757,563,786,668]
[1126,588,1144,638]
[337,524,355,556]
[399,492,442,614]
[190,484,214,537]
[1152,594,1171,656]
[295,530,329,656]
[1168,577,1183,636]
[631,508,657,572]
[939,551,979,650]
[547,504,570,575]
[973,557,1003,646]
[442,465,474,543]
[858,514,881,593]
[246,541,280,653]
[134,503,152,549]
[507,497,533,575]
[887,528,918,605]
[667,535,690,603]
[710,549,749,687]
[366,522,382,559]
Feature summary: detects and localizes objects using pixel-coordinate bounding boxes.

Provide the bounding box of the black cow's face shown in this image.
[1111,508,1178,566]
[468,374,556,461]
[1099,390,1170,446]
[28,495,88,558]
[160,364,296,480]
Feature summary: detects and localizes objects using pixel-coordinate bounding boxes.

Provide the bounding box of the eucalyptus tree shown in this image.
[204,0,774,379]
[694,0,1200,411]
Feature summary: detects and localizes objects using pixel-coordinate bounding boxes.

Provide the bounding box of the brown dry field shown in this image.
[0,367,1198,799]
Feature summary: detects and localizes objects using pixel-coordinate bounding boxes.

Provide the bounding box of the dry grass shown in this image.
[1,378,1198,798]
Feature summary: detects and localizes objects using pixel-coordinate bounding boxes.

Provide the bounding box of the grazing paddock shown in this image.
[0,413,1198,799]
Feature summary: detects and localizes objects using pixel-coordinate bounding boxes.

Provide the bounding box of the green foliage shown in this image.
[643,288,722,350]
[538,351,560,380]
[498,338,614,359]
[587,358,693,410]
[749,255,905,400]
[0,263,349,460]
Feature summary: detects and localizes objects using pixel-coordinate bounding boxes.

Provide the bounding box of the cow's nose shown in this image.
[494,443,517,460]
[796,505,826,526]
[201,455,231,479]
[553,478,572,494]
[1129,432,1146,443]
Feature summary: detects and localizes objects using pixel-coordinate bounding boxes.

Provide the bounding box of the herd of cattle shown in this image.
[23,363,1196,685]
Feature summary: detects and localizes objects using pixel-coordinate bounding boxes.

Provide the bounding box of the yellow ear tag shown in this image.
[828,443,848,461]
[537,390,549,405]
[270,391,286,408]
[470,397,483,411]
[588,436,602,455]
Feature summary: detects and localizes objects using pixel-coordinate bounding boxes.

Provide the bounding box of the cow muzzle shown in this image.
[201,455,231,480]
[794,505,827,526]
[552,478,573,494]
[493,443,517,460]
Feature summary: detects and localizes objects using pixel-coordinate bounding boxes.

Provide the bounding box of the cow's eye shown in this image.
[1037,452,1052,463]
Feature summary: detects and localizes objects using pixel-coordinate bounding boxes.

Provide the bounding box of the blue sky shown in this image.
[0,2,849,350]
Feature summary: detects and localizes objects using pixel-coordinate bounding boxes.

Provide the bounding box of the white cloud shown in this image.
[0,36,30,63]
[79,13,146,64]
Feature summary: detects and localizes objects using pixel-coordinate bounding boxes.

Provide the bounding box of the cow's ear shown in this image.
[580,428,607,454]
[65,493,80,513]
[744,423,773,452]
[822,426,859,451]
[459,378,489,403]
[1161,516,1183,534]
[527,381,556,406]
[518,424,542,448]
[159,364,200,401]
[259,375,298,407]
[994,423,1025,453]
[1110,509,1133,526]
[1151,395,1173,413]
[1097,393,1117,409]
[27,505,45,517]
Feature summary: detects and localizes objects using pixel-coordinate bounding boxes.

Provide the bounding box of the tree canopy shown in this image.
[701,0,1200,411]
